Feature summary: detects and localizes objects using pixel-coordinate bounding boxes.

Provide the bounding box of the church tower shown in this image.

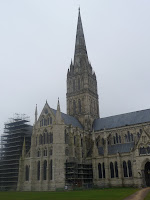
[67,9,99,130]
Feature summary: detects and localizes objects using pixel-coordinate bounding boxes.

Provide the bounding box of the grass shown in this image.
[0,188,138,200]
[145,191,150,200]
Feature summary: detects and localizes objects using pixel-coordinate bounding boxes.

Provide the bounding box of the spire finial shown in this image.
[35,104,38,123]
[57,97,60,111]
[78,6,80,12]
[56,97,62,123]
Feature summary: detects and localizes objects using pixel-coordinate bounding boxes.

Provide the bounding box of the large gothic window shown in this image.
[43,160,47,180]
[98,163,102,178]
[37,161,40,180]
[25,165,29,181]
[78,99,81,113]
[50,160,53,180]
[110,162,114,178]
[115,161,118,178]
[128,160,132,177]
[123,161,128,177]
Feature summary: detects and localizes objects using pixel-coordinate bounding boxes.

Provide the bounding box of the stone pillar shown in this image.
[40,160,43,190]
[103,130,109,187]
[117,153,123,186]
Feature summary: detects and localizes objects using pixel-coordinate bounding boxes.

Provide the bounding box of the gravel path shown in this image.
[123,187,150,200]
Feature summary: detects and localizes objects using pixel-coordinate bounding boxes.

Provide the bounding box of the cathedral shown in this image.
[17,10,150,191]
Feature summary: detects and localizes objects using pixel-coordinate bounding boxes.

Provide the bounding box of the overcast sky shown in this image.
[0,0,150,133]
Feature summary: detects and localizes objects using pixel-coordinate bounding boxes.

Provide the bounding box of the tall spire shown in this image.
[74,8,88,63]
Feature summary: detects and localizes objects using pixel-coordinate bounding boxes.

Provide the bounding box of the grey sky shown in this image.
[0,0,150,133]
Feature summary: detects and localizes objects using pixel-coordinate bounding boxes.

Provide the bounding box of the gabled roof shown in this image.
[93,109,150,131]
[51,108,83,129]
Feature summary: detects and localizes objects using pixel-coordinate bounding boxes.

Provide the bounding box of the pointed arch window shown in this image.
[37,161,40,180]
[128,160,132,177]
[102,162,105,178]
[42,118,44,126]
[119,135,121,143]
[81,138,83,147]
[44,148,47,157]
[110,162,114,178]
[47,117,50,125]
[65,130,69,144]
[50,160,53,180]
[43,160,47,180]
[98,163,102,178]
[39,135,43,145]
[131,134,134,141]
[127,131,130,142]
[50,117,52,124]
[123,161,128,177]
[147,146,150,154]
[44,119,47,126]
[50,133,53,144]
[116,133,118,143]
[43,132,46,144]
[25,165,29,181]
[115,161,118,178]
[113,136,116,144]
[37,149,40,157]
[49,148,53,156]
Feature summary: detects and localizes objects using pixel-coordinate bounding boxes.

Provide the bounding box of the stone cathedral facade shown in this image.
[17,10,150,191]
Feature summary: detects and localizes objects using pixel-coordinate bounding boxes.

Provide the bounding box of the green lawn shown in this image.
[145,191,150,200]
[0,188,138,200]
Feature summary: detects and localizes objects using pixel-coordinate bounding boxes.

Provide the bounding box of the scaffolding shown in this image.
[0,114,32,191]
[65,161,93,188]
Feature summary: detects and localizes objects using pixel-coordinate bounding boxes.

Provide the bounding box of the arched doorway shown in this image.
[144,162,150,186]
